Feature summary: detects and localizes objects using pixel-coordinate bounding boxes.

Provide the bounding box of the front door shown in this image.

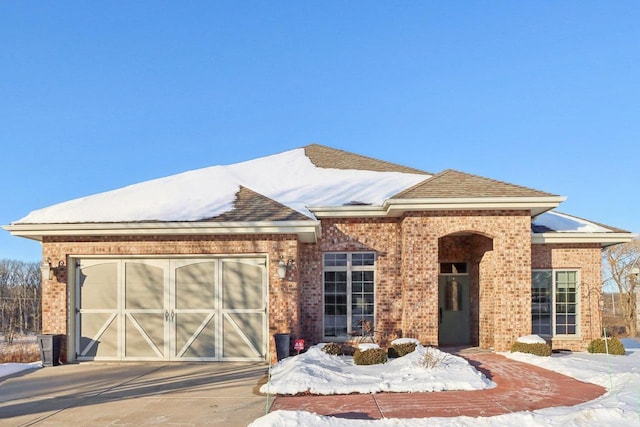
[438,267,470,346]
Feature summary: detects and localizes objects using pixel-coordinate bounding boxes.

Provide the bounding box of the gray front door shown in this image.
[438,274,470,346]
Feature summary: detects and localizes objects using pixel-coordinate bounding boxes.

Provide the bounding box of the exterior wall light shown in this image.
[41,258,65,281]
[277,257,295,279]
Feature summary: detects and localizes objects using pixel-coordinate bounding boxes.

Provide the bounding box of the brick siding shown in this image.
[41,212,604,361]
[532,243,603,351]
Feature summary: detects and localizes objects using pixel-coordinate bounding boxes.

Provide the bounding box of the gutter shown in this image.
[3,220,322,244]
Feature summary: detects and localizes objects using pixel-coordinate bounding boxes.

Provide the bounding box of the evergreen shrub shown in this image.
[510,341,552,357]
[388,342,416,358]
[587,337,626,355]
[353,348,387,365]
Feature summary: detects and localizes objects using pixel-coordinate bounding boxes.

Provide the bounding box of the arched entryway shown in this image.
[438,232,493,347]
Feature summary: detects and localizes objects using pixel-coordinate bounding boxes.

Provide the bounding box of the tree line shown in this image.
[0,259,41,343]
[603,238,640,337]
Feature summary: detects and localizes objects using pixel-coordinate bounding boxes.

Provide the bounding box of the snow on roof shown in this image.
[15,147,430,224]
[532,211,613,233]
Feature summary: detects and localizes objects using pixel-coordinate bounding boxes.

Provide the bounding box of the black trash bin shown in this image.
[37,334,63,366]
[273,333,290,361]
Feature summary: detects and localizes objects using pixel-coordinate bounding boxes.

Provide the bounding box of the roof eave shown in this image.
[531,232,637,247]
[3,220,322,244]
[310,196,566,218]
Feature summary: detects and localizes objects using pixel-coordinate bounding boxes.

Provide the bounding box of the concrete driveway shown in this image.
[0,362,270,426]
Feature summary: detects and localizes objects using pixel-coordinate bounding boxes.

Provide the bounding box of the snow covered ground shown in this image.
[250,338,640,427]
[3,339,638,426]
[260,340,495,395]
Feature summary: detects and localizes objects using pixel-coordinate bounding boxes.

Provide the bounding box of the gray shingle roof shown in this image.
[393,169,558,199]
[304,144,430,175]
[211,186,311,222]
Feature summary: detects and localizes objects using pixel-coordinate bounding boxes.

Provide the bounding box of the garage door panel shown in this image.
[125,313,165,358]
[79,313,118,358]
[222,261,264,309]
[125,262,164,310]
[175,261,216,309]
[223,313,264,359]
[176,312,217,358]
[79,262,118,309]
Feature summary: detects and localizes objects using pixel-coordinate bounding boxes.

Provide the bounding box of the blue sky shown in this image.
[1,1,639,262]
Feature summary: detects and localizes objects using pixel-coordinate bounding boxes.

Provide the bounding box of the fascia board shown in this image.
[3,220,321,243]
[308,206,387,218]
[309,196,566,218]
[531,232,637,247]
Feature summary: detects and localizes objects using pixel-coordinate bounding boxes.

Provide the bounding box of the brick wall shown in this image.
[41,234,300,362]
[299,210,533,352]
[40,214,603,361]
[400,211,532,351]
[532,243,603,351]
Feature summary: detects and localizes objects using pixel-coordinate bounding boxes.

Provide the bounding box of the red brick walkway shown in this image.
[269,351,606,419]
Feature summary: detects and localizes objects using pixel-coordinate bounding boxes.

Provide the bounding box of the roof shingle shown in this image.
[393,169,558,199]
[304,144,430,175]
[211,186,311,222]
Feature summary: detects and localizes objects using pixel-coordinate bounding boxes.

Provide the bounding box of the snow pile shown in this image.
[0,362,41,378]
[260,343,495,396]
[15,148,428,224]
[251,338,640,427]
[516,334,547,344]
[533,211,612,233]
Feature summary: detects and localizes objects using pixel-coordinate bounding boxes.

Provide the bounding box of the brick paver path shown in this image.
[269,352,606,419]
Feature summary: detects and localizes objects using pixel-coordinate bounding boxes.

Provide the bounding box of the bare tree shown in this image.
[0,259,42,343]
[603,239,640,337]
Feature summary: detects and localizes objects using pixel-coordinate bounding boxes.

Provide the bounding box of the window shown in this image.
[532,270,579,336]
[323,252,375,339]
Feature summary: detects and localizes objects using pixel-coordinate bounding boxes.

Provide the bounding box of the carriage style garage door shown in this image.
[75,257,267,362]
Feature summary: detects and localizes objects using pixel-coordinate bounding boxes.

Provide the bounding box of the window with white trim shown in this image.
[323,252,375,339]
[532,270,579,336]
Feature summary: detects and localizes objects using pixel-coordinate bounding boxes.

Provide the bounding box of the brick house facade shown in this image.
[6,145,633,362]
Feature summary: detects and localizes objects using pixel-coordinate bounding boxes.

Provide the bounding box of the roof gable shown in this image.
[393,169,558,199]
[211,186,311,222]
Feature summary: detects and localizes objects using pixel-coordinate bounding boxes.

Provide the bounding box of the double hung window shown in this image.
[323,252,375,339]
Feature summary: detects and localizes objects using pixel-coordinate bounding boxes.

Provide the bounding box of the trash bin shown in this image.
[273,333,290,361]
[37,334,63,366]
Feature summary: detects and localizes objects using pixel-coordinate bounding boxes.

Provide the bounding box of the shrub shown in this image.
[353,348,387,365]
[587,337,626,355]
[321,342,342,356]
[510,342,552,357]
[388,342,416,358]
[0,341,40,363]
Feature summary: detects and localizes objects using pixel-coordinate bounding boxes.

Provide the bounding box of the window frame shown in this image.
[531,269,580,338]
[322,252,376,341]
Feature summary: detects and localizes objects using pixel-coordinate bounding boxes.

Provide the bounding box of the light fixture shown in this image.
[276,257,295,279]
[41,258,65,281]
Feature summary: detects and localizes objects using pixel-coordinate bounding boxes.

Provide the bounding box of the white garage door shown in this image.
[75,257,267,362]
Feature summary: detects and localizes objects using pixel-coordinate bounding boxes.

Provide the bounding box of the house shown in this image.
[4,144,635,362]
